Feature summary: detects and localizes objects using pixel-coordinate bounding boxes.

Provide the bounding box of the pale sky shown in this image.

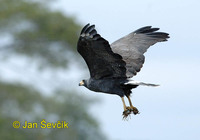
[51,0,200,140]
[0,0,200,140]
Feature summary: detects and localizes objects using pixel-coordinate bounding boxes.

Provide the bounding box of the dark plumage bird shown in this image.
[77,24,169,118]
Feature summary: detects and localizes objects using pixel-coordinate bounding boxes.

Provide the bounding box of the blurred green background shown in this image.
[0,0,106,139]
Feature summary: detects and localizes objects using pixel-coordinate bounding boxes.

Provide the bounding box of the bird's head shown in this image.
[79,80,86,87]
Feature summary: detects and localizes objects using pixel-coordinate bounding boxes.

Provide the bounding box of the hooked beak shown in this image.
[79,80,84,86]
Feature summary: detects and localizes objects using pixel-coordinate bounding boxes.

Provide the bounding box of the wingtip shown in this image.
[81,23,91,34]
[80,23,100,39]
[134,26,152,34]
[134,26,170,40]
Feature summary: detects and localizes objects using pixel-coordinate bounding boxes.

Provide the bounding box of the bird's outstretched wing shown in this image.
[111,26,169,78]
[77,24,126,79]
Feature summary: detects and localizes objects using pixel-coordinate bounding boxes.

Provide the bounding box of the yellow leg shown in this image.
[121,97,127,111]
[127,96,139,115]
[121,96,139,119]
[127,96,133,107]
[121,97,131,119]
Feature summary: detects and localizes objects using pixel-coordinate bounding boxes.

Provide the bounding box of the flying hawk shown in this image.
[77,24,169,118]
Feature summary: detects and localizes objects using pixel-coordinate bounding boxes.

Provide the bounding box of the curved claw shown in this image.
[122,109,131,120]
[122,106,140,119]
[126,106,140,115]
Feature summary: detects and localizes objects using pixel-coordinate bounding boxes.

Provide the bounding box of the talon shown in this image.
[121,97,139,120]
[126,96,140,115]
[126,106,139,115]
[131,106,139,115]
[122,109,131,120]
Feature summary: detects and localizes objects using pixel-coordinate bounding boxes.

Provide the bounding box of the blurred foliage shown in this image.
[0,0,107,140]
[0,82,105,140]
[0,0,81,68]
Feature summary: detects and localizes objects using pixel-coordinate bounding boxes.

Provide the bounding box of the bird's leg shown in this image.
[121,97,131,119]
[127,96,139,115]
[121,97,127,111]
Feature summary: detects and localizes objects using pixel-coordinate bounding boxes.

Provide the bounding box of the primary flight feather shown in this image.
[77,23,169,118]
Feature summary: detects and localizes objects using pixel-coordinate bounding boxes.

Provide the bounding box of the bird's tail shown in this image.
[124,80,159,87]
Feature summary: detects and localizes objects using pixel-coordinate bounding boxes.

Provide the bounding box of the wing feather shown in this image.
[77,24,126,79]
[111,26,169,77]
